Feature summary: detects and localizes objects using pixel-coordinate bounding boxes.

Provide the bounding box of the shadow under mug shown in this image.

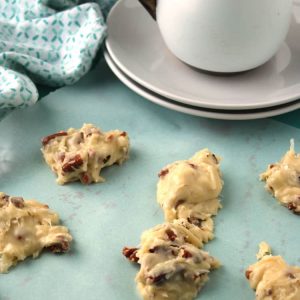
[138,0,293,73]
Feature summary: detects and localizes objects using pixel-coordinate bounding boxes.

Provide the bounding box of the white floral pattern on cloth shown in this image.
[0,0,116,110]
[0,67,38,110]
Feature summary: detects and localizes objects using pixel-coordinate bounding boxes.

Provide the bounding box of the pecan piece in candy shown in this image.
[42,131,67,146]
[245,270,252,280]
[187,217,203,228]
[10,197,25,208]
[58,152,65,162]
[212,153,218,164]
[80,173,90,184]
[165,229,177,241]
[120,131,127,137]
[266,289,272,296]
[182,249,193,258]
[122,247,139,263]
[193,272,207,280]
[287,272,296,279]
[107,134,114,141]
[188,163,197,169]
[62,154,83,172]
[158,169,169,178]
[103,155,111,164]
[149,273,167,285]
[149,246,160,253]
[175,199,185,209]
[0,194,9,207]
[48,239,70,253]
[80,132,84,140]
[287,202,300,214]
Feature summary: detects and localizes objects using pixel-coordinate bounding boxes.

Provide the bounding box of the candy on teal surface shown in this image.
[0,59,299,299]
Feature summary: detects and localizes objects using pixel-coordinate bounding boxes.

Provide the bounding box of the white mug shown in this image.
[139,0,293,73]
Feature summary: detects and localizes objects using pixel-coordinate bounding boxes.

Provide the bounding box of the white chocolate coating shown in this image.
[246,243,300,300]
[0,192,72,273]
[256,241,272,261]
[41,123,129,185]
[260,141,300,213]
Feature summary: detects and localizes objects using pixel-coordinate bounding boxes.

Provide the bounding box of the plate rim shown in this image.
[104,49,300,120]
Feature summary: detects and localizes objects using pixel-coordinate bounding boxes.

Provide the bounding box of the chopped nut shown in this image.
[0,194,9,207]
[107,134,114,141]
[187,217,203,228]
[10,197,25,208]
[188,163,197,169]
[287,272,296,279]
[212,153,218,164]
[122,247,139,263]
[62,154,83,172]
[287,202,300,214]
[165,229,177,241]
[47,239,70,253]
[1,193,9,200]
[120,131,127,137]
[80,173,90,184]
[287,202,296,211]
[47,236,70,253]
[149,274,167,285]
[149,246,159,253]
[266,289,272,296]
[158,169,169,178]
[16,235,23,241]
[245,270,252,280]
[103,155,111,164]
[42,131,67,146]
[174,199,185,209]
[193,272,208,280]
[182,249,193,258]
[58,152,65,162]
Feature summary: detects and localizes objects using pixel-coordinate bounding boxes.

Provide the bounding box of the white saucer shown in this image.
[106,0,300,110]
[104,49,300,120]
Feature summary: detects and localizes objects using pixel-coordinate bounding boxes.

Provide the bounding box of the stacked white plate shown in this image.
[105,0,300,120]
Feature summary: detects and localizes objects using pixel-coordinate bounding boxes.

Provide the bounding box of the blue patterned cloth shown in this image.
[0,0,116,110]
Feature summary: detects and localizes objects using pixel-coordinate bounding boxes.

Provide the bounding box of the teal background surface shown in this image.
[0,58,300,300]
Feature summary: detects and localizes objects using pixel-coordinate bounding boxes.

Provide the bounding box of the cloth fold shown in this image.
[0,0,116,111]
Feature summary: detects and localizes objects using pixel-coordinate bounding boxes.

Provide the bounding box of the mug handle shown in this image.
[138,0,157,19]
